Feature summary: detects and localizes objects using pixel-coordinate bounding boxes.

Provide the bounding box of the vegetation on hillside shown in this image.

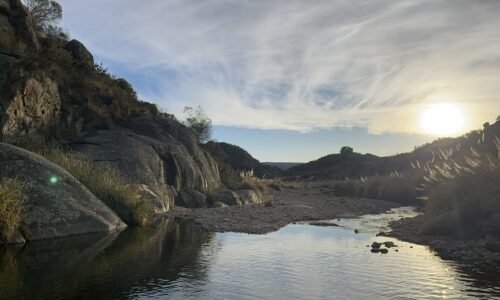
[328,120,500,239]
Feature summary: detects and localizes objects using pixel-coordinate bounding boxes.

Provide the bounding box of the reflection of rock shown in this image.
[309,221,339,227]
[0,232,120,299]
[0,218,213,299]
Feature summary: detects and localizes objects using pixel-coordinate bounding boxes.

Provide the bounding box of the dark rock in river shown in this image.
[0,143,126,243]
[371,242,382,249]
[383,241,397,248]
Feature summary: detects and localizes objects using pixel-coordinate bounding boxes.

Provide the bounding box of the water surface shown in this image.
[1,209,499,299]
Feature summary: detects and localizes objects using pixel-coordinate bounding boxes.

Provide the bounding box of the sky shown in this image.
[58,0,500,162]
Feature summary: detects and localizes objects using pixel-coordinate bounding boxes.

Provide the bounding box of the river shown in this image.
[1,208,499,299]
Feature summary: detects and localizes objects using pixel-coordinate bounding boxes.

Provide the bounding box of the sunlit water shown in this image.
[1,208,500,300]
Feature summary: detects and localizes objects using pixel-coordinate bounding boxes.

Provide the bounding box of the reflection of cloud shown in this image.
[60,0,500,133]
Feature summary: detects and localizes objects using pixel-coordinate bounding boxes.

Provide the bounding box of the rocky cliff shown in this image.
[0,0,233,243]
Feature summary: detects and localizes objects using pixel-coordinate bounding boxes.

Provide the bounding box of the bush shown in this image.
[0,178,24,240]
[239,173,268,195]
[183,106,212,143]
[333,180,360,197]
[37,146,152,226]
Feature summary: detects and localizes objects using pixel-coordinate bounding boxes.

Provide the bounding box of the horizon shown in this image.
[59,0,500,162]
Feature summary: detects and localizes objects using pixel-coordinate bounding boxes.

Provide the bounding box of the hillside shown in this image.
[285,121,500,180]
[205,141,282,185]
[262,162,303,171]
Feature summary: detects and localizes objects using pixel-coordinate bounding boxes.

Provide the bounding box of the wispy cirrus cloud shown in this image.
[60,0,500,133]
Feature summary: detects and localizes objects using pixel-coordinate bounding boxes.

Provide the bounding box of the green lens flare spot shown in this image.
[50,176,58,184]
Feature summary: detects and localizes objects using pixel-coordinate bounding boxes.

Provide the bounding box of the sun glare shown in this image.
[420,103,464,136]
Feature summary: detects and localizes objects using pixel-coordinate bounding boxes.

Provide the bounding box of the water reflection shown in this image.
[1,215,500,299]
[0,219,212,300]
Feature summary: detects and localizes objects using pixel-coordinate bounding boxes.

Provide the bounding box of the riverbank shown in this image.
[167,187,398,234]
[169,186,500,274]
[390,215,500,273]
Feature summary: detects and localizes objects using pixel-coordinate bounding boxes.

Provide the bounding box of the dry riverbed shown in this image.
[167,187,397,234]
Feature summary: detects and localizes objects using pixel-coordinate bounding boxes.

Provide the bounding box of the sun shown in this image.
[420,103,464,136]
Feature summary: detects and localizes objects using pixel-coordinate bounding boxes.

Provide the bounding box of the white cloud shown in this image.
[60,0,500,133]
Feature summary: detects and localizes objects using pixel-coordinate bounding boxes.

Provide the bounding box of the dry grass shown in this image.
[0,177,24,240]
[238,170,268,195]
[36,146,152,226]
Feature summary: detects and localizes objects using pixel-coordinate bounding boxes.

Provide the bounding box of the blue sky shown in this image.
[58,0,500,162]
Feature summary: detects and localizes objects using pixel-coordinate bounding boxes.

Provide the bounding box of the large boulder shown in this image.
[65,39,94,69]
[70,116,222,212]
[176,190,207,208]
[213,189,241,206]
[1,75,61,144]
[0,143,126,243]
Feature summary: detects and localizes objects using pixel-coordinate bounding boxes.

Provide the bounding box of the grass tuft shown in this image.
[0,177,24,240]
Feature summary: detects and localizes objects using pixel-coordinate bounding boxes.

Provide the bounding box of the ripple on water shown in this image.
[1,210,500,299]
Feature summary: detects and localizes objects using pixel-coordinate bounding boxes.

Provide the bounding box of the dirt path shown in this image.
[167,187,398,234]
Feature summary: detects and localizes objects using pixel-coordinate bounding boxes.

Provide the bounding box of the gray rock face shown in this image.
[177,190,207,208]
[0,0,39,51]
[71,117,221,212]
[65,39,94,68]
[236,189,265,205]
[0,143,126,243]
[1,75,61,144]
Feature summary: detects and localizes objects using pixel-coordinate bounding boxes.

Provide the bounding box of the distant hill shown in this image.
[262,162,303,171]
[204,142,282,183]
[284,120,500,180]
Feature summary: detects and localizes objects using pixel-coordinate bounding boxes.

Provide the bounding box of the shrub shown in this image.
[238,171,268,195]
[0,177,24,240]
[183,106,212,143]
[263,196,274,207]
[36,146,152,226]
[333,180,360,197]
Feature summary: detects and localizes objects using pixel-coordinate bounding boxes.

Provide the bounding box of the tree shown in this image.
[23,0,62,32]
[340,146,353,156]
[183,106,212,143]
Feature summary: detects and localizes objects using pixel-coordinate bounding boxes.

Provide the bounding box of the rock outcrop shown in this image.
[0,143,126,243]
[65,39,94,69]
[1,75,61,143]
[0,0,39,51]
[70,116,222,212]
